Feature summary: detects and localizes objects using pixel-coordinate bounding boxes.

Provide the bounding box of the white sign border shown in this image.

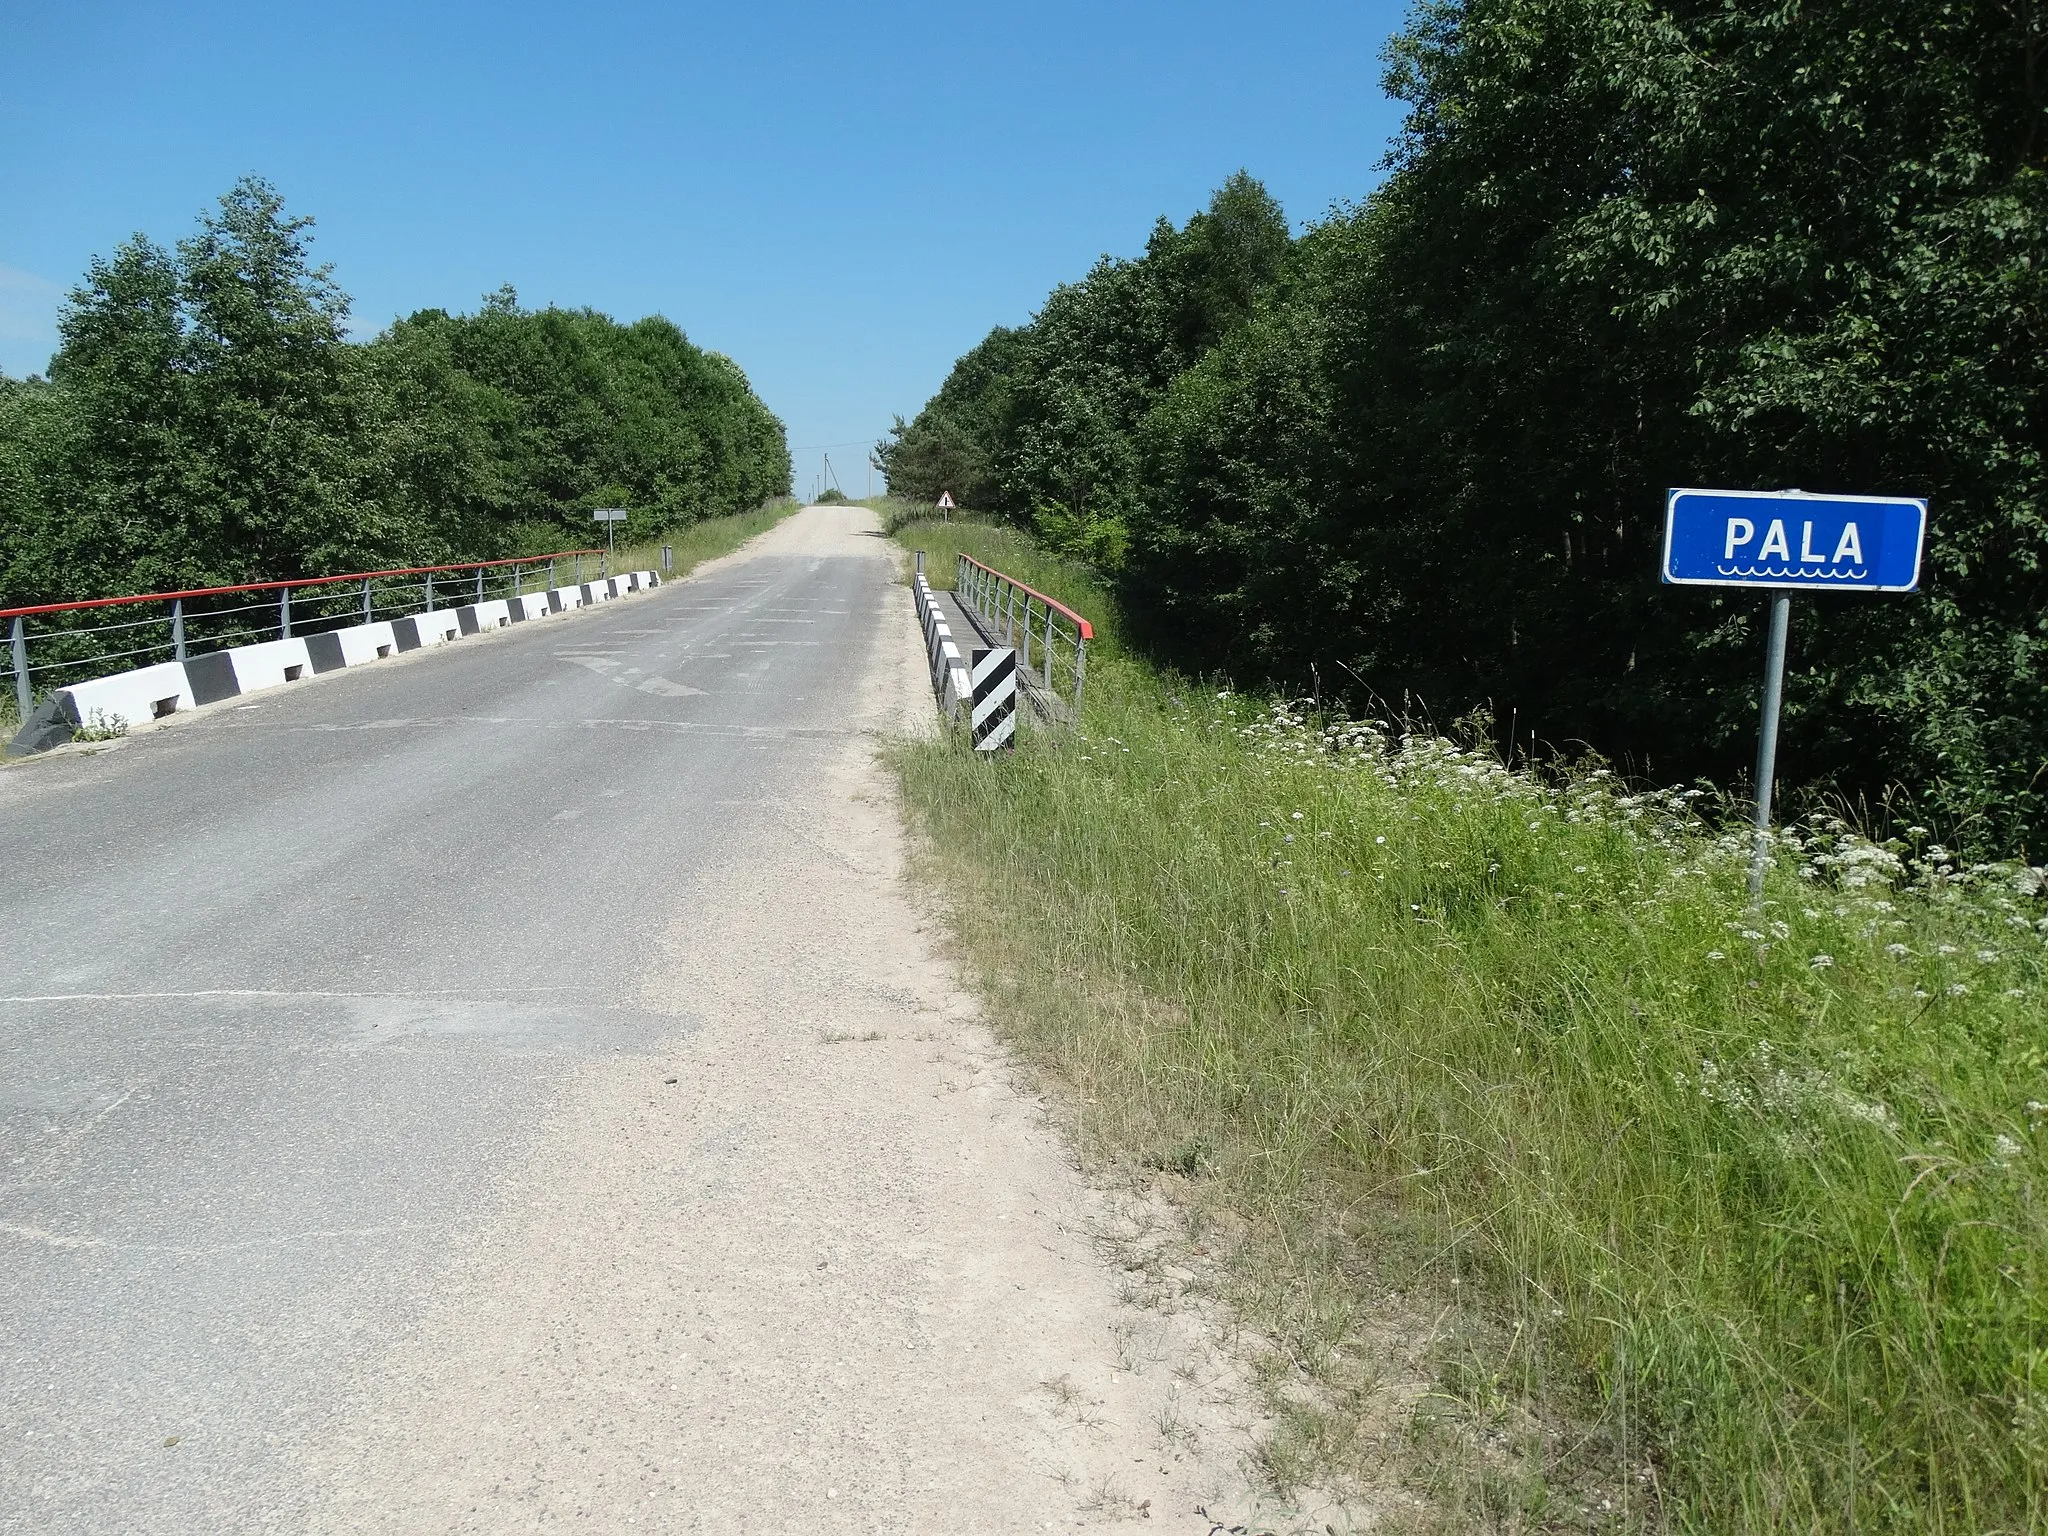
[1660,487,1928,593]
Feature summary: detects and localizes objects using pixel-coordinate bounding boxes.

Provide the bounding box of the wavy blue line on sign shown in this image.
[1714,564,1871,581]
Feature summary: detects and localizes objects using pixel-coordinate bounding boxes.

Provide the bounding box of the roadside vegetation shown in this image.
[878,2,2048,856]
[608,497,803,583]
[890,519,2047,1533]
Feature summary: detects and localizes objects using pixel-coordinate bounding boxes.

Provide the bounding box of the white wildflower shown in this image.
[1810,955,1834,969]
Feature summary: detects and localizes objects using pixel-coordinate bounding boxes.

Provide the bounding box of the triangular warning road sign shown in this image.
[936,491,956,510]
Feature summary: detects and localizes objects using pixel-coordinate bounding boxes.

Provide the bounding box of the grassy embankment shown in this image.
[888,515,2047,1533]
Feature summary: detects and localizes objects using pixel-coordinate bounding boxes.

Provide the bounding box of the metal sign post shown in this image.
[1662,488,1928,898]
[591,508,626,576]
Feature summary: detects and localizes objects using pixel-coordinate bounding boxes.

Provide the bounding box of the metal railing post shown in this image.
[548,558,556,590]
[1073,637,1087,719]
[574,555,583,584]
[475,567,484,602]
[172,599,187,662]
[361,579,371,622]
[511,563,520,598]
[1020,596,1033,673]
[425,571,434,612]
[280,586,292,639]
[10,616,29,720]
[1043,606,1055,688]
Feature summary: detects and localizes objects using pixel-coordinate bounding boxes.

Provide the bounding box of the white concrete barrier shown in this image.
[184,637,314,704]
[305,621,395,672]
[7,560,646,756]
[60,662,195,730]
[343,620,398,665]
[456,599,512,635]
[394,611,460,649]
[225,638,315,691]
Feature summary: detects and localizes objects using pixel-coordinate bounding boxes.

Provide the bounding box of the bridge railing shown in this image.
[3,550,608,721]
[953,553,1092,721]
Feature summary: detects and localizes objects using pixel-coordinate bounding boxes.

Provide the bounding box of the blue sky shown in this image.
[0,0,1413,497]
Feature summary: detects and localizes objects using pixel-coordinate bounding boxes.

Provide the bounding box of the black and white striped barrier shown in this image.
[912,572,971,720]
[970,647,1018,751]
[7,570,662,754]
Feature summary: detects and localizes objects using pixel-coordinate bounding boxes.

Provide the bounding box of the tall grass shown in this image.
[891,523,2048,1531]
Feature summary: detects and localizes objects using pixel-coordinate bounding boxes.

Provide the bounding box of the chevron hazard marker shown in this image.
[970,647,1017,752]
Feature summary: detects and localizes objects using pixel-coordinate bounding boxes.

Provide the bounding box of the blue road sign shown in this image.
[1662,488,1927,592]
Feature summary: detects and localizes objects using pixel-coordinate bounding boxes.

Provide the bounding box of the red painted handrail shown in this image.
[957,554,1094,641]
[0,549,609,621]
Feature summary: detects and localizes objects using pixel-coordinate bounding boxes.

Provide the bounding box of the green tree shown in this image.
[0,180,790,626]
[374,295,790,550]
[876,173,1291,565]
[172,177,408,579]
[1112,2,2048,854]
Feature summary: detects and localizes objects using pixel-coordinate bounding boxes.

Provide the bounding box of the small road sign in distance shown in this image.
[591,509,628,522]
[937,491,956,511]
[1662,488,1927,592]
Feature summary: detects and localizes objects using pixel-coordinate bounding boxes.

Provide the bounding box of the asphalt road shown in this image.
[1,509,1307,1536]
[0,521,893,1530]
